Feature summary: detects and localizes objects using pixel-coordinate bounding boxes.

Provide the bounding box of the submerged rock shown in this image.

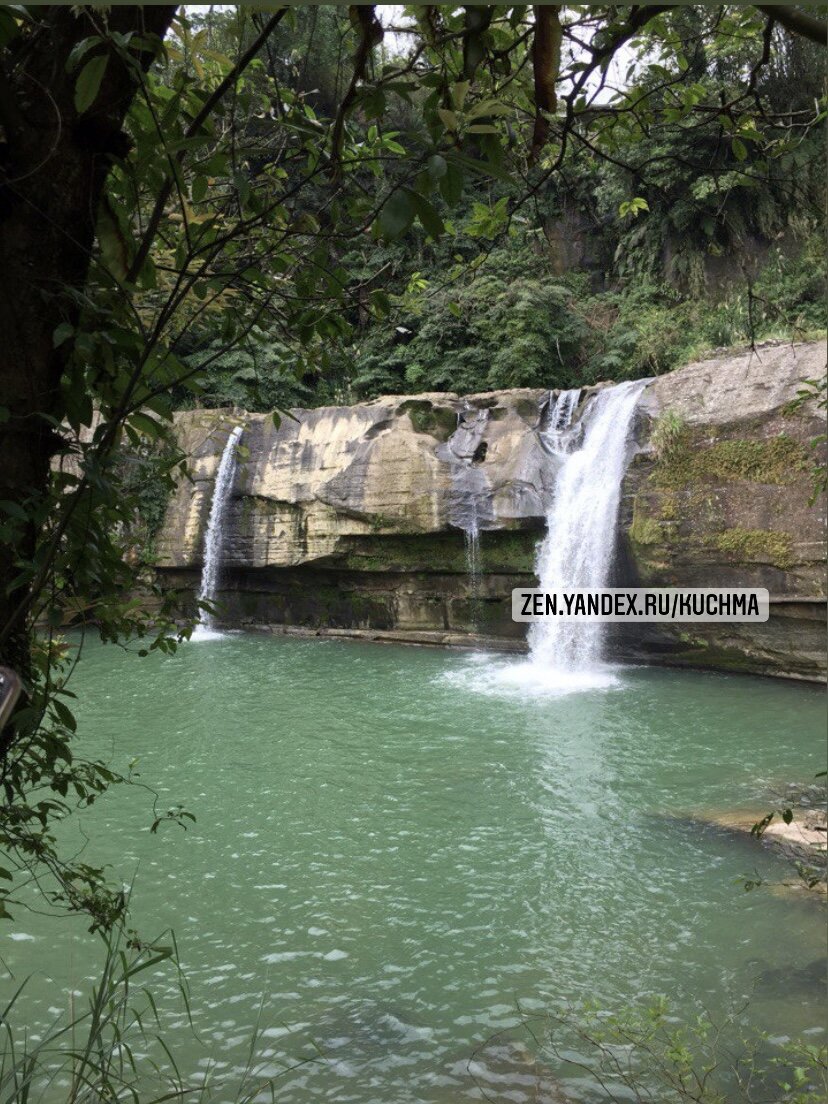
[684,797,827,895]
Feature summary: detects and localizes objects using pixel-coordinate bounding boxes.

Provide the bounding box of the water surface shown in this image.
[4,634,825,1101]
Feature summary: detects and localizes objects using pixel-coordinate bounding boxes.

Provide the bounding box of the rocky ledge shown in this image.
[155,340,826,680]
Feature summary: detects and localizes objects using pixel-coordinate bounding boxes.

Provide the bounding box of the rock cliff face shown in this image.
[156,341,826,680]
[619,342,826,680]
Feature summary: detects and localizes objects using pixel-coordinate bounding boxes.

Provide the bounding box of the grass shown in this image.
[0,927,315,1104]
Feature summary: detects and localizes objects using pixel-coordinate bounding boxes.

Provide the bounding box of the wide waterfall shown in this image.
[194,425,244,637]
[528,380,648,679]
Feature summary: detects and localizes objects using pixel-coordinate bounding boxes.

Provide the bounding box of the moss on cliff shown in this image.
[339,530,538,574]
[399,400,456,441]
[714,527,795,569]
[670,638,768,673]
[514,396,541,421]
[629,511,670,547]
[652,430,809,489]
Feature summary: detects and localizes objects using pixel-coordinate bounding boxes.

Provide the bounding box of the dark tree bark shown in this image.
[758,6,827,46]
[0,5,176,668]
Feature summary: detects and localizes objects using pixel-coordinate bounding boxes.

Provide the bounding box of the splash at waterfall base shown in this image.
[155,342,827,683]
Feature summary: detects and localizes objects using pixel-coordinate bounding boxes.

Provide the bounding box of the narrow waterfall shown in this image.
[546,387,581,437]
[528,380,647,674]
[463,504,482,631]
[444,407,491,632]
[195,425,244,634]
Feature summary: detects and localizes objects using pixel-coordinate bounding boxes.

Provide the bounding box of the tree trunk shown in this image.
[0,5,176,668]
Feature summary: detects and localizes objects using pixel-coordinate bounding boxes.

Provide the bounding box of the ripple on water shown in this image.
[3,633,825,1104]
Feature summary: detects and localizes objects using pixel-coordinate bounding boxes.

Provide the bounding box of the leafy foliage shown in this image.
[531,997,828,1103]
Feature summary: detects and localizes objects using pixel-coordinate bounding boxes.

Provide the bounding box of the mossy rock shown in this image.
[399,400,457,441]
[339,530,538,574]
[514,396,541,421]
[629,511,670,547]
[652,431,809,489]
[671,639,766,673]
[713,527,795,570]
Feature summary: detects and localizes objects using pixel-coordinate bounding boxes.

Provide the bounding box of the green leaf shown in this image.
[378,189,414,240]
[370,289,391,316]
[0,8,21,49]
[52,698,77,733]
[439,163,464,206]
[467,99,512,120]
[129,412,162,440]
[0,499,28,521]
[408,191,445,240]
[191,175,209,204]
[451,80,470,111]
[427,154,448,182]
[731,137,748,162]
[74,54,108,114]
[53,322,75,348]
[437,107,458,132]
[63,386,94,432]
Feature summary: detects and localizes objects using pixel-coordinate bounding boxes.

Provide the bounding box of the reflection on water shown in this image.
[3,634,825,1102]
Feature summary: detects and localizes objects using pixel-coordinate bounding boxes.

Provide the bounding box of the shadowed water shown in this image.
[3,634,825,1101]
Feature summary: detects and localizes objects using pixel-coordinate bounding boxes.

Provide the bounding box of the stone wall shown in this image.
[156,341,827,680]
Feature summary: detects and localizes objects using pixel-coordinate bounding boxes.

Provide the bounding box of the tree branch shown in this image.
[126,7,288,284]
[330,5,383,178]
[758,5,827,45]
[530,4,562,162]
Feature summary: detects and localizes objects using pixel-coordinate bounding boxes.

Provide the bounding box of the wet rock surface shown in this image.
[156,341,826,679]
[680,777,827,895]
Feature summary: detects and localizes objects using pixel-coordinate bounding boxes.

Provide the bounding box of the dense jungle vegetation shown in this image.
[171,6,827,410]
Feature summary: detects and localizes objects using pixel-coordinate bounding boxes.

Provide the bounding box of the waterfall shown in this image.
[546,387,582,438]
[194,425,243,636]
[463,505,482,632]
[528,380,647,674]
[444,407,491,633]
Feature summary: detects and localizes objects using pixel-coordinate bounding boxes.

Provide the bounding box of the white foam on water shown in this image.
[188,626,228,643]
[440,655,622,699]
